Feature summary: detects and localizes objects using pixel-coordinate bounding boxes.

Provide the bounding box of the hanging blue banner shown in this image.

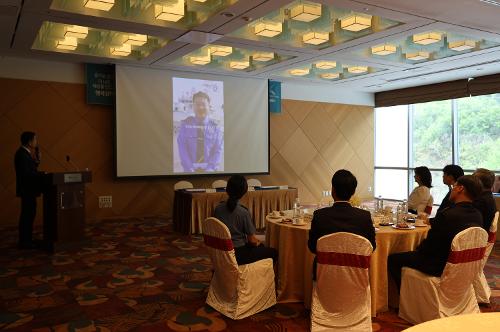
[268,80,281,113]
[85,63,115,106]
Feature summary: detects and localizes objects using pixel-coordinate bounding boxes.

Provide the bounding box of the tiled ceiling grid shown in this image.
[4,0,500,91]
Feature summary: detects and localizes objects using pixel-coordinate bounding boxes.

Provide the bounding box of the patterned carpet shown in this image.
[0,217,498,331]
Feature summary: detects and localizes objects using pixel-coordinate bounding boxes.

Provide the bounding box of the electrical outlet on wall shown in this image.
[99,195,112,208]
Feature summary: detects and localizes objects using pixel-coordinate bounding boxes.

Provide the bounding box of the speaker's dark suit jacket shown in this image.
[416,201,483,276]
[308,202,376,279]
[14,147,41,198]
[473,191,497,232]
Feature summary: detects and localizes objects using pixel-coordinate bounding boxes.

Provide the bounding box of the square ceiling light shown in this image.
[56,36,78,50]
[254,21,283,37]
[371,44,397,56]
[347,66,368,74]
[290,3,322,22]
[341,14,372,32]
[315,61,336,69]
[210,46,233,56]
[289,68,310,76]
[84,0,114,11]
[413,32,441,45]
[230,60,250,69]
[190,53,211,65]
[253,52,275,61]
[320,73,340,79]
[303,31,329,45]
[124,34,147,46]
[155,1,185,22]
[64,25,88,39]
[405,51,430,61]
[111,43,132,56]
[449,40,476,51]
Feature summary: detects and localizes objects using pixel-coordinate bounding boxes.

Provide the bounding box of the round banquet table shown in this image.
[265,214,429,316]
[402,313,500,331]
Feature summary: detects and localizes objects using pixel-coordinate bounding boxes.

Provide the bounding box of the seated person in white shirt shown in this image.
[408,166,433,214]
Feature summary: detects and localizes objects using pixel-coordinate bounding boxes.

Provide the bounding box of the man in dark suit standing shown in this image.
[15,131,42,249]
[308,169,376,280]
[472,168,498,232]
[388,175,483,290]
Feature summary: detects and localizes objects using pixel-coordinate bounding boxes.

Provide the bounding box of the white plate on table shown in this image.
[268,215,283,220]
[291,222,307,226]
[392,225,416,230]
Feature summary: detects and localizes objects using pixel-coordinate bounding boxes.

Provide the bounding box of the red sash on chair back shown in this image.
[424,205,432,214]
[203,234,234,251]
[487,231,496,243]
[316,252,370,269]
[447,247,486,264]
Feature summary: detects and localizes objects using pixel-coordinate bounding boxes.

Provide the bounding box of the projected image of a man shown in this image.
[177,91,223,172]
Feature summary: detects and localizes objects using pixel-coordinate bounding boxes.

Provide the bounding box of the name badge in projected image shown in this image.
[173,77,224,174]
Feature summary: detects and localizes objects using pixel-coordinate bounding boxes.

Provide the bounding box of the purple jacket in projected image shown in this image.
[177,116,223,172]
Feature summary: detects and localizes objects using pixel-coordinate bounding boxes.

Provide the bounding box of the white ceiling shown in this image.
[1,0,500,93]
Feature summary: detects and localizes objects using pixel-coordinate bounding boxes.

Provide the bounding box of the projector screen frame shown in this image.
[113,72,271,180]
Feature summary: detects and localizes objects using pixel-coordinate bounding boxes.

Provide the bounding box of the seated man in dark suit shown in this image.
[308,169,376,280]
[473,168,498,232]
[388,175,483,290]
[435,164,464,216]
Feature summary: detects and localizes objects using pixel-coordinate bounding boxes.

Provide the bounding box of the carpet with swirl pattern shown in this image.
[0,217,498,331]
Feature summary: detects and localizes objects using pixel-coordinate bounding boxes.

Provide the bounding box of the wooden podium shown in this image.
[42,171,92,251]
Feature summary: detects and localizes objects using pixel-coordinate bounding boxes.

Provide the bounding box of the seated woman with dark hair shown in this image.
[214,175,277,265]
[408,166,433,214]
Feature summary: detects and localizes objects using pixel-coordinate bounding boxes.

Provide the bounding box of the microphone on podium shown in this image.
[66,155,80,171]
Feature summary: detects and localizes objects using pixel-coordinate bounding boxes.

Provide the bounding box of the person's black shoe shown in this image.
[18,242,37,249]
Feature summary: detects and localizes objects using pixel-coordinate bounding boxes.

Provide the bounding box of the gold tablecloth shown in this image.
[173,188,297,234]
[266,217,429,316]
[403,313,500,332]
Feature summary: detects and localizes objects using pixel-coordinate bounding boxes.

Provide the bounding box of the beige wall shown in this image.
[0,77,373,225]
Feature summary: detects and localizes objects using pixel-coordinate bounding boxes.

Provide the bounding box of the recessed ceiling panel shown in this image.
[227,0,402,50]
[358,30,500,64]
[32,21,169,60]
[49,0,238,30]
[276,59,384,82]
[170,44,295,72]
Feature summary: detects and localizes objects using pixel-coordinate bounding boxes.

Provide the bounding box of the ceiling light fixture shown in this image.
[449,40,476,51]
[405,51,430,61]
[210,45,233,56]
[56,36,78,50]
[347,66,368,74]
[84,0,114,11]
[124,34,147,46]
[190,53,211,65]
[230,60,250,70]
[315,61,336,69]
[290,3,322,22]
[289,68,310,76]
[253,52,275,62]
[320,73,340,79]
[254,21,283,37]
[371,44,397,56]
[340,14,372,32]
[110,43,132,56]
[413,32,441,45]
[154,1,185,22]
[303,31,329,45]
[64,25,88,39]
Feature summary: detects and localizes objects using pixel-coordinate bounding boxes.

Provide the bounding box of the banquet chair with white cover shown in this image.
[473,211,499,304]
[211,179,227,189]
[424,196,434,215]
[174,180,194,190]
[310,232,373,332]
[247,178,262,187]
[399,227,488,325]
[202,217,276,319]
